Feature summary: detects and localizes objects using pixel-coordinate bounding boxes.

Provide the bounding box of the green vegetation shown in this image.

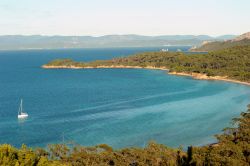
[190,39,250,52]
[45,45,250,82]
[1,105,250,166]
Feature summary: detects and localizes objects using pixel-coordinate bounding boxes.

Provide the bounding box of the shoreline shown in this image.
[42,65,170,70]
[168,71,250,86]
[42,65,250,86]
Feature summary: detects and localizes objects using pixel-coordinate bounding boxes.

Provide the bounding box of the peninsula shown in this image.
[43,45,250,86]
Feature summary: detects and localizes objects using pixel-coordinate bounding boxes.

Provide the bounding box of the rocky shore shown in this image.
[42,65,169,70]
[42,65,250,86]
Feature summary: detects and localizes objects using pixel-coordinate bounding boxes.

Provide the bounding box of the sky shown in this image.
[0,0,249,36]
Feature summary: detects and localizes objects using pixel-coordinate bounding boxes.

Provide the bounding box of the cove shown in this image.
[0,47,249,148]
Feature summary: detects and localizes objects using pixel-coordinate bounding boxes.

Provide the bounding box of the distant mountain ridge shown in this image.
[0,34,236,50]
[190,32,250,52]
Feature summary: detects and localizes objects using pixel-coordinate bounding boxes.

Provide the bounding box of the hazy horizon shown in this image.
[0,0,250,36]
[0,33,240,37]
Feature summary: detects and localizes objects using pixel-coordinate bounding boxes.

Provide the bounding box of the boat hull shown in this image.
[18,114,28,119]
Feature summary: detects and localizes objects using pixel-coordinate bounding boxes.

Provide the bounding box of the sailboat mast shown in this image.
[18,99,23,114]
[21,99,23,113]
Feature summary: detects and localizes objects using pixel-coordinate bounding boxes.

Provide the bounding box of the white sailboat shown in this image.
[18,99,28,119]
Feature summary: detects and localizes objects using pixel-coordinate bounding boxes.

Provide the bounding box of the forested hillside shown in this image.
[45,45,250,82]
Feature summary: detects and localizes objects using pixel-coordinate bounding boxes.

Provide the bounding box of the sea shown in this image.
[0,46,249,149]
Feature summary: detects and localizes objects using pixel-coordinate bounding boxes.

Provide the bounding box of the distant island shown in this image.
[43,45,250,86]
[190,32,250,52]
[0,34,236,50]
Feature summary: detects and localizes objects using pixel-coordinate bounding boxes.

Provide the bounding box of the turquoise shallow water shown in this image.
[0,47,249,149]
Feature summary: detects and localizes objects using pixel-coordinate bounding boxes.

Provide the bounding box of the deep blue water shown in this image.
[0,46,249,149]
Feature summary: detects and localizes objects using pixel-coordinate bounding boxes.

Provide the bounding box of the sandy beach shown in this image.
[168,71,250,86]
